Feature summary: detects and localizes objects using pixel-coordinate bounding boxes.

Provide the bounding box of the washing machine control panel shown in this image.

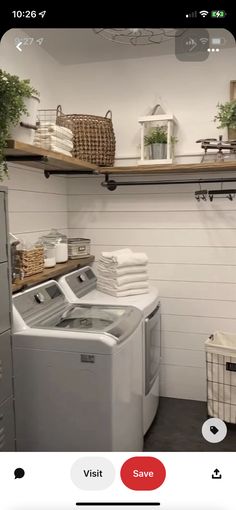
[13,281,66,322]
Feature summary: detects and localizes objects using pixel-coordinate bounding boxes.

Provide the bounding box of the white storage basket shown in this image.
[205,331,236,423]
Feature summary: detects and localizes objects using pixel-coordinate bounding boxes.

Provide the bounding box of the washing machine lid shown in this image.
[13,280,142,343]
[35,303,141,343]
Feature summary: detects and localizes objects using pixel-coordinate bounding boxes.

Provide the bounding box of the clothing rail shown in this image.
[101,174,236,191]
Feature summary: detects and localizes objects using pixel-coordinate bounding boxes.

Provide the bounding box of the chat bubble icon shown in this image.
[14,468,25,479]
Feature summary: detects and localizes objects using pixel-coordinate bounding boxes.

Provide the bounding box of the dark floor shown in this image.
[144,397,236,451]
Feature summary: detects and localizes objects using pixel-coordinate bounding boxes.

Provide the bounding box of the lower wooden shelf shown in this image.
[12,256,95,293]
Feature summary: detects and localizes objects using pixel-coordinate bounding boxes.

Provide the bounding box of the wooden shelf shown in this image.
[5,140,99,173]
[12,256,95,293]
[5,140,236,176]
[101,160,236,174]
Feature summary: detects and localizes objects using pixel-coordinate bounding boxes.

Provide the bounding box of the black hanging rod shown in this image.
[76,504,160,507]
[102,174,236,191]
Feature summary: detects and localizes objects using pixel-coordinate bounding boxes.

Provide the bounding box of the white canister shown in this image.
[10,95,40,145]
[55,242,68,263]
[44,243,56,268]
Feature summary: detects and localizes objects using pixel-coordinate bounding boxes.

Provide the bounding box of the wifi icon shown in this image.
[199,10,209,17]
[200,37,209,45]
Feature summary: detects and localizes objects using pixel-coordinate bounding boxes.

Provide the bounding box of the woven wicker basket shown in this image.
[56,105,116,166]
[15,246,44,278]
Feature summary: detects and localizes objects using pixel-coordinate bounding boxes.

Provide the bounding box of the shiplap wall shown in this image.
[67,172,236,401]
[60,43,236,159]
[2,165,68,243]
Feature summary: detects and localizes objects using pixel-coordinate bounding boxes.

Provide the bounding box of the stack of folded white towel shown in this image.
[34,123,73,157]
[97,248,149,297]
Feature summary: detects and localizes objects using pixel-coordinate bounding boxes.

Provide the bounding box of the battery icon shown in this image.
[211,10,226,18]
[211,37,226,45]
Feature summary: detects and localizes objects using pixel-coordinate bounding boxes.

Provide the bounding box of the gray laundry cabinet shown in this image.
[0,187,15,450]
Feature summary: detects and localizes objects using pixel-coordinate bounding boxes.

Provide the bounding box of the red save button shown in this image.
[120,456,166,491]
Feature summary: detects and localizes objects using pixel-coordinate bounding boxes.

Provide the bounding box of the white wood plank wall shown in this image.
[2,164,68,243]
[67,172,236,401]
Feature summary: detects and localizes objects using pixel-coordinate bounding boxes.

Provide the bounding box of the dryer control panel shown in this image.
[64,266,97,298]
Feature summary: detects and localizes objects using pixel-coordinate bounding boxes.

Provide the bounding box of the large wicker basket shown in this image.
[56,105,116,166]
[15,246,44,279]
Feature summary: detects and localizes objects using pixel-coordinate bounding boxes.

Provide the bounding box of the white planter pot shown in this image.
[9,95,40,145]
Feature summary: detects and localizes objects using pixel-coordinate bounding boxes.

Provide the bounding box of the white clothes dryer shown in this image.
[12,280,143,452]
[58,267,161,434]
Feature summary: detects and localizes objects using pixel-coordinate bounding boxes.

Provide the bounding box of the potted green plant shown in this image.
[144,125,167,159]
[214,99,236,140]
[0,69,39,180]
[144,126,178,160]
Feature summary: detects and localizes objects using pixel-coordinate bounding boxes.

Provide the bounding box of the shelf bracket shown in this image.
[6,155,46,162]
[101,173,117,190]
[44,169,98,178]
[5,153,98,178]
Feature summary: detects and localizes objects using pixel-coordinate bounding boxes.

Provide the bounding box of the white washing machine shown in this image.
[12,280,143,452]
[58,266,161,434]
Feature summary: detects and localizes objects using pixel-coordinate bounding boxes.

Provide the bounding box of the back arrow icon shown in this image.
[16,42,22,52]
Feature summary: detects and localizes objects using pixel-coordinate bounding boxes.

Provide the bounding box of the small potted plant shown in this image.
[214,100,236,140]
[144,126,178,160]
[0,69,39,180]
[144,125,168,159]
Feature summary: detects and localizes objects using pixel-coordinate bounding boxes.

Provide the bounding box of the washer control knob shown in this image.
[34,292,45,304]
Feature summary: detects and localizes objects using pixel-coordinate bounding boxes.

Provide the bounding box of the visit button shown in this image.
[120,456,166,490]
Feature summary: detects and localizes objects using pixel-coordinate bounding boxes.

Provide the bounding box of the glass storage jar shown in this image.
[44,229,68,263]
[43,242,56,268]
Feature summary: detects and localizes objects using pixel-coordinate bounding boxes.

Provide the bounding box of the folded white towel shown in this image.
[97,285,149,297]
[37,123,73,139]
[97,273,148,287]
[34,142,72,157]
[99,248,148,268]
[97,280,148,292]
[34,135,73,151]
[36,127,73,142]
[97,264,148,277]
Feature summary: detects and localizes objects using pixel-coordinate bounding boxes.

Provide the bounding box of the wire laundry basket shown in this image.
[35,108,74,157]
[36,108,73,131]
[206,331,236,424]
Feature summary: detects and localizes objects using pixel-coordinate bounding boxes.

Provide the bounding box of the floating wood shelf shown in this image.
[12,256,95,293]
[5,140,99,176]
[101,160,236,174]
[5,140,236,176]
